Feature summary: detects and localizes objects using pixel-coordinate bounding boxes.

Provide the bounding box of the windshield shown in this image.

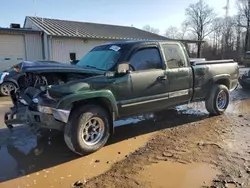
[76,50,120,71]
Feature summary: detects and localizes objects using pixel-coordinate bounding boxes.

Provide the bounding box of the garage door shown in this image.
[0,34,25,71]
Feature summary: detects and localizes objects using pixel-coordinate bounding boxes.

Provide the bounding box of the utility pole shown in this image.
[222,0,229,59]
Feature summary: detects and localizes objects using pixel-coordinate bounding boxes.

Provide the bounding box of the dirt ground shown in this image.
[82,88,250,188]
[1,71,250,188]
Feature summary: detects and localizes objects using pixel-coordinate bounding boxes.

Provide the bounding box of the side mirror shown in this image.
[117,63,130,74]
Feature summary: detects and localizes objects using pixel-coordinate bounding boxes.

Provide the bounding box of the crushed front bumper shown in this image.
[4,106,68,131]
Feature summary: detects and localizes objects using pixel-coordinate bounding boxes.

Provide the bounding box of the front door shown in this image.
[118,47,169,117]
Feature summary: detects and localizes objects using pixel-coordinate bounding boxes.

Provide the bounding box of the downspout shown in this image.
[41,32,45,60]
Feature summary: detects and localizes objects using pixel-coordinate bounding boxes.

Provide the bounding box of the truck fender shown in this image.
[56,89,118,119]
[211,74,231,88]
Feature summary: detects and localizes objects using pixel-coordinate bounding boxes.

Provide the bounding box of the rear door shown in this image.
[161,42,193,106]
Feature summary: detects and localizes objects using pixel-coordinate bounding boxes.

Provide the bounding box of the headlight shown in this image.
[37,105,53,114]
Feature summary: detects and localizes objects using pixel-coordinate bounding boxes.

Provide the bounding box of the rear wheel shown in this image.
[64,105,110,155]
[205,84,229,115]
[0,82,16,96]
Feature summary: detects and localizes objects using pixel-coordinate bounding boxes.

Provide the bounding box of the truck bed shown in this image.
[191,60,239,101]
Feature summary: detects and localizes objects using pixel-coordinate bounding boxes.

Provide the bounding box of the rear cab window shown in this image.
[161,43,187,69]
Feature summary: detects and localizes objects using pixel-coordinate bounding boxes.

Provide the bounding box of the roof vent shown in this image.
[10,23,21,28]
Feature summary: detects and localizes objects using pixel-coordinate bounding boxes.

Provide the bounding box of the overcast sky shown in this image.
[0,0,237,35]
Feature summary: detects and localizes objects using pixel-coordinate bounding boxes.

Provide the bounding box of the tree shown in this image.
[165,26,180,39]
[179,21,189,39]
[142,25,160,35]
[185,0,216,57]
[237,0,250,52]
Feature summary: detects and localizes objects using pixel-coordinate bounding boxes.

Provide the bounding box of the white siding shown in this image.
[51,38,114,62]
[24,33,43,61]
[24,18,41,30]
[0,34,25,71]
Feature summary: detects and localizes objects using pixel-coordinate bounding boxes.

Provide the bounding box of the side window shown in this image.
[130,48,162,71]
[162,44,186,69]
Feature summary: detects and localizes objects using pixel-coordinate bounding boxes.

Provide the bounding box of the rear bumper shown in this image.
[4,107,65,131]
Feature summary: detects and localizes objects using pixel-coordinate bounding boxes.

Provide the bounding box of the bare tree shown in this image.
[180,21,189,39]
[165,26,180,39]
[142,25,160,35]
[211,17,224,55]
[237,0,250,52]
[185,0,216,57]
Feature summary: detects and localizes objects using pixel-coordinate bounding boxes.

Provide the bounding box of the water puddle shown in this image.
[0,127,154,188]
[138,161,219,188]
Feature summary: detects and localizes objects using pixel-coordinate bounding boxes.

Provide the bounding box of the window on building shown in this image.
[162,44,186,69]
[70,53,76,61]
[130,48,162,71]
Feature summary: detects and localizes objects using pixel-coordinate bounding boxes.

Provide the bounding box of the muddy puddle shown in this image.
[0,124,155,188]
[137,161,219,188]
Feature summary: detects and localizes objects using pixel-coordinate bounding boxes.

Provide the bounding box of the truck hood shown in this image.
[21,61,105,74]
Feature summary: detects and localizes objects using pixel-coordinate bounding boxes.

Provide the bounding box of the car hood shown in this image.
[21,61,105,74]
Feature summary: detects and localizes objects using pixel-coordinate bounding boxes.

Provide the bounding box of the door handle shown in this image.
[158,75,167,81]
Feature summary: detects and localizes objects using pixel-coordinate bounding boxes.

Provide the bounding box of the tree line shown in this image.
[142,0,250,62]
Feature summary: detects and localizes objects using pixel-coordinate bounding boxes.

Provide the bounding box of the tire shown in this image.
[0,82,16,96]
[64,105,110,155]
[205,84,229,116]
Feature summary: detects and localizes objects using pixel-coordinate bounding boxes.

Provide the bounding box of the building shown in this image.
[23,16,170,63]
[0,27,43,70]
[0,16,204,70]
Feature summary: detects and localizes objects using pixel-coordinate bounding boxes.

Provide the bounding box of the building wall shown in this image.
[0,34,25,70]
[50,37,115,62]
[24,18,41,30]
[0,29,43,70]
[24,33,43,61]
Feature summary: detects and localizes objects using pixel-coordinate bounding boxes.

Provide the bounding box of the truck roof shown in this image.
[103,40,181,46]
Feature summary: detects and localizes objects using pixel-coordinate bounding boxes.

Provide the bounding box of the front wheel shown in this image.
[64,105,110,155]
[205,84,229,115]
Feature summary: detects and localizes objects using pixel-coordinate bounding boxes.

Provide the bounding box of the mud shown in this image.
[83,87,250,188]
[1,70,250,187]
[0,111,155,188]
[138,162,219,188]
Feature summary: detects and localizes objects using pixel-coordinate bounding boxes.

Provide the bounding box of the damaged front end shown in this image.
[4,70,91,131]
[4,86,70,131]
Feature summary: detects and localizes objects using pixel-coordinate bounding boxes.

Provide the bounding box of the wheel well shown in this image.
[215,79,230,89]
[71,97,114,134]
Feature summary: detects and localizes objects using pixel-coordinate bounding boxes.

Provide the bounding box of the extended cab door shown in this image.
[118,46,170,116]
[161,42,193,107]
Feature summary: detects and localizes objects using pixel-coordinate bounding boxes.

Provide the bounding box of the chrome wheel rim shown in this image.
[1,83,15,95]
[82,117,105,146]
[216,90,227,109]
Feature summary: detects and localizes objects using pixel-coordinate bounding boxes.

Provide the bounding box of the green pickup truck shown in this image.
[5,40,239,155]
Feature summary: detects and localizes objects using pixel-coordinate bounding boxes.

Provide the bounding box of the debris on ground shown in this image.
[73,181,83,187]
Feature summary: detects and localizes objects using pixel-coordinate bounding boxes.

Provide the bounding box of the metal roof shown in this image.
[25,16,169,40]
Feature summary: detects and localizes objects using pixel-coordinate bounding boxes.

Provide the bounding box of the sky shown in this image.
[0,0,237,35]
